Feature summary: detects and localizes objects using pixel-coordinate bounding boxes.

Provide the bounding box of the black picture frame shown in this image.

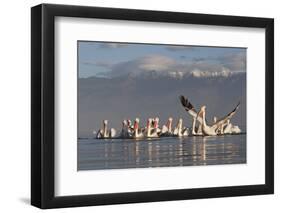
[31,3,274,209]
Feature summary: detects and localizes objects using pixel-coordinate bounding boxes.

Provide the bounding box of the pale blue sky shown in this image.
[78,41,246,78]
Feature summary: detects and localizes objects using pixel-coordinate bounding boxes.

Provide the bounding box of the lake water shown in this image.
[78,134,246,171]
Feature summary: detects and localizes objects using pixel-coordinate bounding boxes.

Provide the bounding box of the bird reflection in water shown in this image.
[78,134,246,171]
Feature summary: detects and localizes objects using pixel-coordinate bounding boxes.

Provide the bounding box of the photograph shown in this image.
[77,41,247,171]
[30,3,274,209]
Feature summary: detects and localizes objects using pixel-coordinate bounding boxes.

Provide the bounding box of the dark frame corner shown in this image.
[31,3,274,209]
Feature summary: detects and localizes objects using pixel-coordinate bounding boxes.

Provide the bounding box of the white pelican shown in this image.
[231,125,242,134]
[127,119,133,130]
[133,118,144,139]
[161,117,173,136]
[199,104,240,136]
[146,118,159,138]
[197,106,218,136]
[96,120,116,138]
[173,118,189,137]
[223,119,242,134]
[191,117,203,135]
[120,120,131,138]
[152,117,162,134]
[179,95,240,136]
[96,120,108,138]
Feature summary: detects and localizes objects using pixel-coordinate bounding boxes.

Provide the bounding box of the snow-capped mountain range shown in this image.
[121,69,245,80]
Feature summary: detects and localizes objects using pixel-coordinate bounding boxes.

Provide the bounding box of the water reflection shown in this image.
[78,135,246,171]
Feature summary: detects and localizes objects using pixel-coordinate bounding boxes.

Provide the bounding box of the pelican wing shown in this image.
[212,102,240,129]
[179,95,203,123]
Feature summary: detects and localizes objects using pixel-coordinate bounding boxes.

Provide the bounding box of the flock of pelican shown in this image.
[95,95,242,139]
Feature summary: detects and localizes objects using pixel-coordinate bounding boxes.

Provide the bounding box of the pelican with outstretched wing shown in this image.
[179,95,240,136]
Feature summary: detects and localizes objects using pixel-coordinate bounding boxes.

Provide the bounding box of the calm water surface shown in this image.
[78,134,246,171]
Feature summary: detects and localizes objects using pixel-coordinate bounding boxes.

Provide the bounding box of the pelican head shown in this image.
[134,118,140,130]
[153,117,159,128]
[168,117,173,121]
[154,117,159,125]
[200,105,206,111]
[146,118,151,127]
[198,106,206,118]
[103,120,108,125]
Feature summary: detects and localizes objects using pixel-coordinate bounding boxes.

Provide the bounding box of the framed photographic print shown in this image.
[31,3,274,209]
